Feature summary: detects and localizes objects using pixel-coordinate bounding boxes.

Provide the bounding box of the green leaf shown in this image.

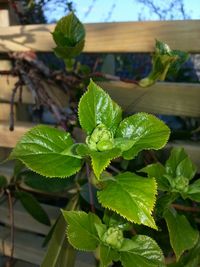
[139,163,169,191]
[9,125,82,178]
[99,244,119,267]
[62,211,101,251]
[41,196,78,267]
[139,40,189,87]
[187,179,200,202]
[0,175,7,188]
[155,193,178,218]
[165,148,196,180]
[53,40,85,58]
[98,172,157,229]
[119,235,164,267]
[116,113,170,160]
[168,238,200,267]
[176,157,197,181]
[90,148,121,178]
[167,50,190,77]
[16,191,50,226]
[78,79,122,135]
[23,171,72,193]
[52,12,85,58]
[164,208,199,260]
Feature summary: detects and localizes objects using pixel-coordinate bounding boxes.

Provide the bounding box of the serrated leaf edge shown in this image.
[64,211,100,252]
[97,177,158,230]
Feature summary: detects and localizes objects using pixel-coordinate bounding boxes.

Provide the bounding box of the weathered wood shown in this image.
[0,76,68,107]
[0,225,95,266]
[1,78,200,117]
[0,200,59,235]
[0,20,200,52]
[0,121,34,147]
[0,9,9,27]
[0,103,16,121]
[100,81,200,117]
[0,121,199,173]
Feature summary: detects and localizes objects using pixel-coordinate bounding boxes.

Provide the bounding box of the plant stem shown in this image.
[85,163,96,213]
[172,203,200,213]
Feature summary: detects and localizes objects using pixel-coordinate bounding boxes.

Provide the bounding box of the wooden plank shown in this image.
[100,81,200,117]
[0,9,9,27]
[0,76,68,107]
[0,103,16,121]
[0,200,60,235]
[1,78,200,117]
[0,20,200,52]
[0,121,34,147]
[0,226,94,266]
[0,121,200,173]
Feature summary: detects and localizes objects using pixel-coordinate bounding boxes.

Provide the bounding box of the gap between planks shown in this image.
[1,78,200,117]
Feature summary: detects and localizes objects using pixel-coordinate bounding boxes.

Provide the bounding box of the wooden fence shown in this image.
[0,4,200,265]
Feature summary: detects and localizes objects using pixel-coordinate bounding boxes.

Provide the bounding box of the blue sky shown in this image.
[45,0,200,23]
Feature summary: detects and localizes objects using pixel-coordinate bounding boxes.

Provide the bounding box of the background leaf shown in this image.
[52,12,85,58]
[23,171,73,193]
[78,80,122,135]
[139,163,169,191]
[16,191,50,226]
[164,208,199,260]
[119,235,164,267]
[187,179,200,202]
[165,148,196,179]
[62,211,101,251]
[139,40,189,87]
[116,113,170,160]
[0,175,8,188]
[98,172,157,229]
[9,125,82,178]
[41,196,78,267]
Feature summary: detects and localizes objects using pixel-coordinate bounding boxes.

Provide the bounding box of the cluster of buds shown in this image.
[86,124,114,152]
[102,226,124,249]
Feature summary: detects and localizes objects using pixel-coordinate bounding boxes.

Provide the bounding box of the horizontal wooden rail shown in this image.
[0,76,68,107]
[0,121,34,147]
[0,200,59,235]
[0,20,200,53]
[1,76,200,117]
[101,81,200,117]
[0,225,94,266]
[0,121,200,172]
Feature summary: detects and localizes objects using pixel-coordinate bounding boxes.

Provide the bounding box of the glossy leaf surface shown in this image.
[90,148,121,178]
[9,125,82,178]
[62,211,100,251]
[119,235,164,267]
[52,12,85,58]
[116,113,170,160]
[78,80,122,135]
[98,172,157,229]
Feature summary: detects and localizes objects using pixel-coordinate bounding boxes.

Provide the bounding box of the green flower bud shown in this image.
[86,124,114,152]
[171,176,189,193]
[102,226,123,249]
